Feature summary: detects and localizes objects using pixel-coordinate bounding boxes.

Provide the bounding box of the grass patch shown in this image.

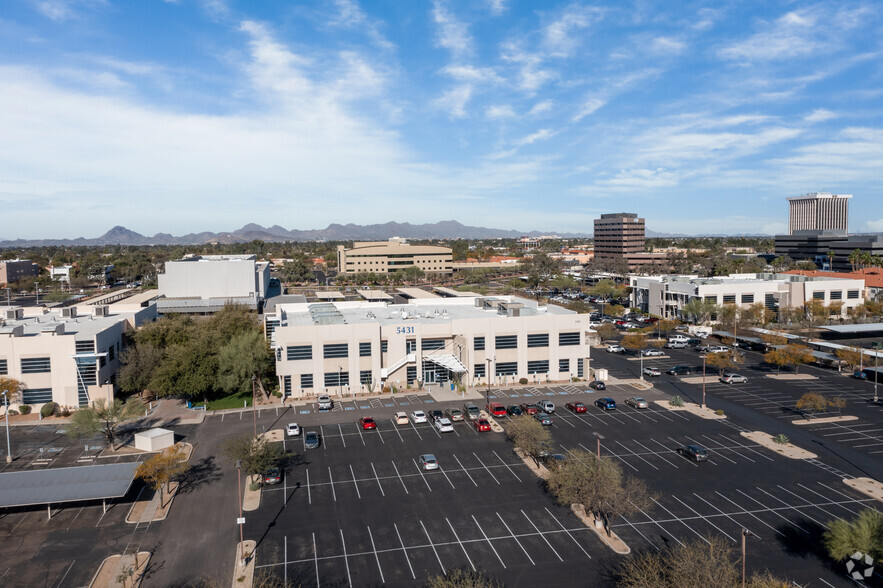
[192,390,253,411]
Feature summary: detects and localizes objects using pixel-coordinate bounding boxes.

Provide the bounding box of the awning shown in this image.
[0,462,139,508]
[422,354,468,373]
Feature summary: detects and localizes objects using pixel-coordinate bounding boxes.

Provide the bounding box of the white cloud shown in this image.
[529,100,554,115]
[650,36,686,55]
[572,97,605,121]
[441,65,502,84]
[500,42,555,93]
[866,219,883,232]
[487,0,506,16]
[486,104,515,119]
[542,5,603,57]
[804,108,837,123]
[31,0,105,21]
[432,1,472,58]
[329,0,394,50]
[433,84,473,118]
[516,128,556,146]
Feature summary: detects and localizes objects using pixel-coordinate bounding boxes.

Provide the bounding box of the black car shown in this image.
[429,409,444,422]
[305,431,320,449]
[678,445,708,462]
[589,380,607,390]
[507,405,523,417]
[666,365,695,376]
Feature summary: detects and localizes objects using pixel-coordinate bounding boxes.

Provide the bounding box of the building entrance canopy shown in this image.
[422,354,467,373]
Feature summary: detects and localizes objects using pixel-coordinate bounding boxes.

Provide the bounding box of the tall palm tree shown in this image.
[826,250,835,271]
[849,249,862,272]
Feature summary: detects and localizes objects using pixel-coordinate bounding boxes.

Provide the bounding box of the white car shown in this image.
[642,367,661,377]
[419,454,439,470]
[317,395,333,410]
[706,346,730,354]
[435,418,454,433]
[286,423,301,437]
[394,411,409,425]
[606,344,626,353]
[411,410,428,424]
[641,349,664,357]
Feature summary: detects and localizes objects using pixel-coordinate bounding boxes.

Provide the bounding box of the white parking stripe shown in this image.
[370,463,385,497]
[391,460,408,494]
[615,440,659,470]
[320,425,326,450]
[439,465,456,489]
[492,450,522,481]
[420,520,446,574]
[349,465,361,499]
[313,533,320,587]
[446,518,476,571]
[306,469,311,504]
[521,510,563,561]
[714,491,783,537]
[543,507,593,558]
[735,489,809,534]
[339,424,347,448]
[409,420,423,440]
[671,495,736,542]
[374,426,384,444]
[693,493,756,538]
[632,439,679,468]
[366,525,385,584]
[496,513,534,565]
[648,438,697,467]
[391,421,404,443]
[653,498,710,545]
[777,485,842,521]
[472,514,506,568]
[355,423,364,446]
[576,442,639,472]
[755,487,826,528]
[686,436,736,464]
[453,454,478,487]
[720,435,775,461]
[473,452,500,485]
[394,523,416,580]
[339,530,352,587]
[328,468,337,502]
[413,459,433,491]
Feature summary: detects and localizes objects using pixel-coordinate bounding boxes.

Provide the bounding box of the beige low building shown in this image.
[267,295,590,398]
[0,303,150,410]
[337,238,452,276]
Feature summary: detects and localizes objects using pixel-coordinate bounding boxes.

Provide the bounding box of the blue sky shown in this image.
[1,0,881,239]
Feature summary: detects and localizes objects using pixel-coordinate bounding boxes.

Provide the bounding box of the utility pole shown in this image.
[702,354,707,409]
[251,376,257,438]
[236,461,245,564]
[2,391,11,463]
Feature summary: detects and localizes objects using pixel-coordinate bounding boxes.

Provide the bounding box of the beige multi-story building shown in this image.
[788,192,851,234]
[337,238,452,276]
[267,294,590,398]
[593,213,665,269]
[630,273,866,319]
[0,300,156,411]
[0,259,39,286]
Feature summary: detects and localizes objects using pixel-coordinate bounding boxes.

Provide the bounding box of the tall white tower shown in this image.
[787,192,851,234]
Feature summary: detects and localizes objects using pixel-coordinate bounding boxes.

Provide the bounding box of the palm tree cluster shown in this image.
[848,248,883,271]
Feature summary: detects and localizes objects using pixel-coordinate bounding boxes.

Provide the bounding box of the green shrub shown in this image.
[670,395,684,407]
[715,409,725,416]
[18,405,31,415]
[519,378,528,385]
[272,390,282,398]
[249,479,261,491]
[40,402,58,418]
[773,433,789,445]
[61,408,71,417]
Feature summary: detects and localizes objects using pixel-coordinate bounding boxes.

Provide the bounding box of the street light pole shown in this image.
[236,460,245,564]
[251,375,257,438]
[2,391,11,463]
[485,357,493,407]
[741,528,756,588]
[702,354,707,409]
[593,432,604,459]
[874,343,881,404]
[639,350,644,381]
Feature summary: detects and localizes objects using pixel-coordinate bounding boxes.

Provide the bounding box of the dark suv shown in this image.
[666,365,695,376]
[677,445,708,462]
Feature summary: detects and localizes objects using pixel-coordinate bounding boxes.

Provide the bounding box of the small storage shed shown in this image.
[134,428,175,452]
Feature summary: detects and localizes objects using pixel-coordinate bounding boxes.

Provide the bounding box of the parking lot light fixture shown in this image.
[485,357,494,407]
[702,354,707,409]
[873,343,881,403]
[593,432,604,458]
[741,528,757,588]
[640,350,644,381]
[251,375,257,438]
[235,460,244,565]
[2,391,11,463]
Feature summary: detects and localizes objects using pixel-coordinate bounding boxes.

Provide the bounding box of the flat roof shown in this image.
[357,290,393,301]
[315,291,345,300]
[433,286,482,297]
[819,323,883,334]
[0,462,139,508]
[0,310,128,338]
[396,288,440,299]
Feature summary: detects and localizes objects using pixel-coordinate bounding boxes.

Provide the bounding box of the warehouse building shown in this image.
[267,293,590,398]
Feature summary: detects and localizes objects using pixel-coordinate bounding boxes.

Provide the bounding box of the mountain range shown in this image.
[0,221,697,247]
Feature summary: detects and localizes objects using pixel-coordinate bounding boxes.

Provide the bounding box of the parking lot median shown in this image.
[740,431,817,459]
[844,477,883,503]
[655,400,726,420]
[479,410,505,433]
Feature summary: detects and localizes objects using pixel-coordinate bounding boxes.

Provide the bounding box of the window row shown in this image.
[475,332,581,350]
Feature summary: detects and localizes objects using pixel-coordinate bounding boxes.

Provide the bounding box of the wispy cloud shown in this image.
[500,42,555,93]
[441,64,502,84]
[432,1,472,58]
[329,0,394,50]
[433,84,473,118]
[529,100,554,115]
[804,108,837,123]
[650,36,686,56]
[572,97,605,122]
[486,104,515,119]
[30,0,106,21]
[542,4,603,57]
[487,0,506,16]
[516,128,556,146]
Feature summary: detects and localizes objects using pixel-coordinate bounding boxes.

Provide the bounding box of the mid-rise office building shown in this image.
[788,192,851,234]
[0,300,156,410]
[0,260,39,286]
[630,273,866,319]
[156,254,270,313]
[337,238,452,276]
[267,293,590,398]
[593,213,664,269]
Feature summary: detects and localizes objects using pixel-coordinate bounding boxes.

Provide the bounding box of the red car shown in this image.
[473,418,491,432]
[359,417,377,430]
[565,401,587,414]
[519,403,540,415]
[487,402,507,417]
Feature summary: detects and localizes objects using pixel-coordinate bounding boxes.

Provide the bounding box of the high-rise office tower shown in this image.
[787,192,851,235]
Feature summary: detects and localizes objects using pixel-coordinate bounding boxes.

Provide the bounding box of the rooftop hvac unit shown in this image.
[474,297,484,307]
[92,305,109,317]
[61,307,78,318]
[4,308,23,320]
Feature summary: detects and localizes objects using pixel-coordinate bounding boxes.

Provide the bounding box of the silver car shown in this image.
[720,373,747,384]
[642,367,661,377]
[419,454,439,470]
[625,397,649,409]
[434,417,454,433]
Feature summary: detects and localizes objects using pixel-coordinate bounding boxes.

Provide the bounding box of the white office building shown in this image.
[787,192,851,234]
[157,254,270,313]
[630,273,866,319]
[267,294,591,398]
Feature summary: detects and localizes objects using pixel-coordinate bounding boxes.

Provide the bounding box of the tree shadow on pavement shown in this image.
[177,456,222,495]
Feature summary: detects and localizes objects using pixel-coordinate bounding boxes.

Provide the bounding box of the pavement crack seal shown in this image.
[739,431,817,459]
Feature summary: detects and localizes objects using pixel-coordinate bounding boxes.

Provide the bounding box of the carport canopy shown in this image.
[0,462,139,509]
